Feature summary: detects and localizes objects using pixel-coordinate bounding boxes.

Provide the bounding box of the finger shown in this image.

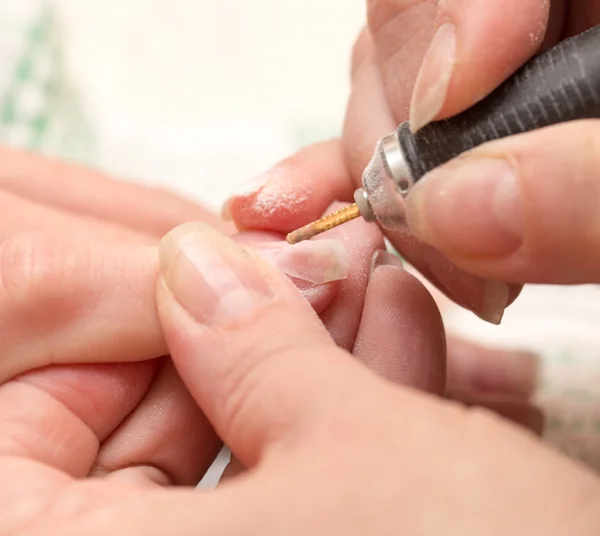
[367,0,559,131]
[235,204,384,351]
[233,230,342,316]
[405,120,600,283]
[0,146,233,237]
[344,29,397,185]
[343,32,518,323]
[0,361,158,477]
[157,222,393,466]
[219,455,245,483]
[352,251,445,395]
[222,140,355,233]
[94,360,220,487]
[317,204,384,350]
[564,1,600,37]
[447,336,539,399]
[0,231,340,384]
[0,233,165,383]
[0,189,154,244]
[447,389,545,436]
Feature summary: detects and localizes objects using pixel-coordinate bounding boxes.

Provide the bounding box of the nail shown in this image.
[448,341,540,398]
[406,157,524,258]
[221,173,271,221]
[370,250,404,276]
[159,222,274,326]
[410,22,457,132]
[478,280,509,325]
[257,240,349,285]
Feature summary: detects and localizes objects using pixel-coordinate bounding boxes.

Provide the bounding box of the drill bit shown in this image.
[286,203,361,244]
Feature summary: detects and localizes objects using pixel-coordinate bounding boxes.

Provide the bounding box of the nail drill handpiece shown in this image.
[286,24,600,244]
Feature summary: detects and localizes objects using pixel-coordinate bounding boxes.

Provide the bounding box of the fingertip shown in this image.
[318,203,385,350]
[232,230,340,314]
[224,140,355,233]
[410,0,553,126]
[353,250,446,395]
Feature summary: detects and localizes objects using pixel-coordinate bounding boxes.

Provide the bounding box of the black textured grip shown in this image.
[399,24,600,181]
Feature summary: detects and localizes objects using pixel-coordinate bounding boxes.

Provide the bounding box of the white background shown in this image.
[50,0,365,207]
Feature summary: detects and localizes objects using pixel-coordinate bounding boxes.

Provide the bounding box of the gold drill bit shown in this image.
[286,203,361,244]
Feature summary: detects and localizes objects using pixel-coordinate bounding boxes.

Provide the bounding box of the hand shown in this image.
[0,147,468,531]
[218,146,541,423]
[222,1,600,318]
[5,223,583,534]
[7,145,535,419]
[0,146,239,494]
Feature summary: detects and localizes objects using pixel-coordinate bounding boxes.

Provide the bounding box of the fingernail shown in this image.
[410,22,456,132]
[159,223,273,326]
[370,250,404,276]
[406,157,524,258]
[449,343,540,398]
[220,173,271,221]
[478,280,510,325]
[257,240,349,285]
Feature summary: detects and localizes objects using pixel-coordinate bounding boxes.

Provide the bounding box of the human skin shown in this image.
[0,142,544,533]
[223,0,600,314]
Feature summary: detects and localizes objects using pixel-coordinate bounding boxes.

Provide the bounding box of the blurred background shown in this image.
[0,0,364,208]
[2,0,600,471]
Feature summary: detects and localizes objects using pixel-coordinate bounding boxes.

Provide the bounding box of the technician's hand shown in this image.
[222,2,600,317]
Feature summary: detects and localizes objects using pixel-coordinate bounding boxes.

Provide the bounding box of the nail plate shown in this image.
[258,239,348,285]
[406,157,524,258]
[478,280,509,325]
[159,223,273,326]
[410,22,457,132]
[448,341,540,398]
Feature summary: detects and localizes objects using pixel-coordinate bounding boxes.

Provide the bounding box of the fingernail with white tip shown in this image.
[410,22,456,132]
[478,280,509,325]
[257,240,349,285]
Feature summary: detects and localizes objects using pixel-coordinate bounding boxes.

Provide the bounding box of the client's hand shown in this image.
[0,223,577,535]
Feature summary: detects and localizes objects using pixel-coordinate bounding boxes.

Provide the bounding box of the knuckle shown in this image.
[0,233,92,321]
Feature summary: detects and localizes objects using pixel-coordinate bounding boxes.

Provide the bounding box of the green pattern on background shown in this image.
[0,4,95,162]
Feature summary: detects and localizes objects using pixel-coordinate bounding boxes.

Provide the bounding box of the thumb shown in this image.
[155,223,388,467]
[367,0,554,132]
[405,120,600,284]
